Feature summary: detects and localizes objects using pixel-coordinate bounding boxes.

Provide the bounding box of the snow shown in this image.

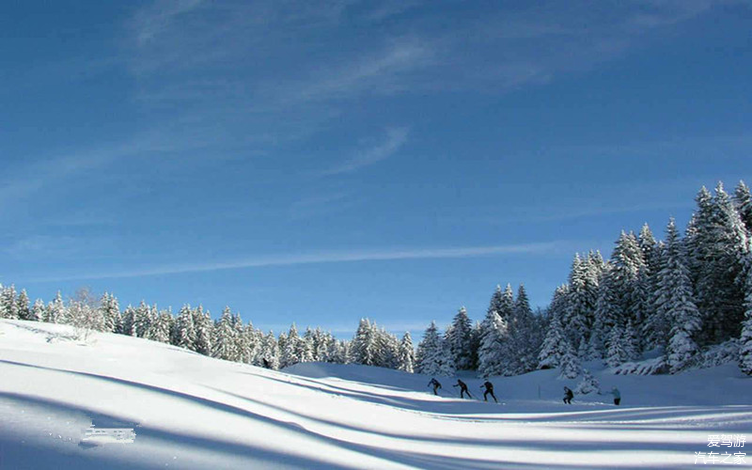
[1,319,751,469]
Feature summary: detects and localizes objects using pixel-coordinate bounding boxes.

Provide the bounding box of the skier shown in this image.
[428,378,442,396]
[609,387,621,406]
[480,381,498,403]
[262,358,271,369]
[563,386,574,405]
[453,379,472,399]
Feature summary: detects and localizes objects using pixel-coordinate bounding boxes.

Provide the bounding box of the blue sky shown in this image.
[2,0,751,337]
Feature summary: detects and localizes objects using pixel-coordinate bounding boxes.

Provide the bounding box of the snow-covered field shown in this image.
[1,319,751,469]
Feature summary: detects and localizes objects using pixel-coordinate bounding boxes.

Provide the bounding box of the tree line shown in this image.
[2,180,751,377]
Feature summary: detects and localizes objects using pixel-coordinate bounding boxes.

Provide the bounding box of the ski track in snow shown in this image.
[1,319,751,469]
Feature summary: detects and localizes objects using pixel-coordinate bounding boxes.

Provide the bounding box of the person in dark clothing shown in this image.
[563,386,574,404]
[481,381,498,403]
[262,358,271,369]
[428,378,442,396]
[610,387,621,406]
[453,379,472,399]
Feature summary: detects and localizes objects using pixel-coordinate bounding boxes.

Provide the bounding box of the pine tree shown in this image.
[538,314,566,370]
[133,301,154,338]
[45,291,66,324]
[282,323,302,367]
[592,266,618,357]
[120,305,136,336]
[649,219,703,372]
[351,318,379,366]
[734,180,752,234]
[397,332,415,373]
[688,184,748,343]
[147,310,174,343]
[446,307,473,370]
[0,285,19,319]
[416,321,453,376]
[277,332,289,367]
[477,310,506,377]
[623,320,639,361]
[606,324,626,368]
[739,255,752,375]
[564,254,598,347]
[261,331,280,369]
[192,306,213,355]
[16,289,30,320]
[503,284,541,375]
[99,293,121,333]
[30,299,45,322]
[212,308,237,361]
[558,337,581,379]
[610,231,647,330]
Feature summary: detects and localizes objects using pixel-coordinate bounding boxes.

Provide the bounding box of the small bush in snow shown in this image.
[574,369,600,395]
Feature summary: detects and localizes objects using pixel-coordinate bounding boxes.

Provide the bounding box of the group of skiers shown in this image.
[428,379,621,406]
[427,378,498,403]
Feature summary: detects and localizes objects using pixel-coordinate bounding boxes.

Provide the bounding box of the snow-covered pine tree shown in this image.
[261,331,280,369]
[503,284,541,375]
[538,313,566,370]
[231,313,249,363]
[30,299,45,322]
[192,306,213,356]
[120,305,136,336]
[397,332,415,373]
[659,226,703,372]
[277,332,289,368]
[351,318,378,366]
[477,309,507,377]
[739,253,752,375]
[243,324,263,365]
[212,308,237,361]
[734,180,752,234]
[643,235,670,350]
[295,325,314,364]
[0,285,19,319]
[16,289,30,320]
[446,307,473,370]
[564,254,598,348]
[687,184,748,344]
[173,305,196,350]
[606,324,626,368]
[281,323,303,367]
[610,231,647,334]
[147,309,173,343]
[99,293,122,333]
[373,327,399,369]
[45,291,66,324]
[558,337,581,379]
[133,301,154,338]
[578,337,589,362]
[416,321,450,376]
[623,320,639,361]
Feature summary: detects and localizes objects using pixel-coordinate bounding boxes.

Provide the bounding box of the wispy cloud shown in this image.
[26,241,566,283]
[318,127,409,177]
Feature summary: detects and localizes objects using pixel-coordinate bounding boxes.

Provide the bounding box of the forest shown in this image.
[2,181,752,378]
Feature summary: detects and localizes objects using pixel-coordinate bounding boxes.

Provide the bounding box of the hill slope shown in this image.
[1,319,751,469]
